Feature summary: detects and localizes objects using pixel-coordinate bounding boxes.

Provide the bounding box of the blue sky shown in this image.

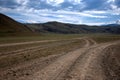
[0,0,120,25]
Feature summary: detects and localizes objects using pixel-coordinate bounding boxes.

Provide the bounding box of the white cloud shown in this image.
[107,0,115,3]
[16,0,29,6]
[83,10,107,14]
[16,8,107,19]
[68,0,82,4]
[83,8,120,16]
[55,10,107,18]
[1,0,120,25]
[19,9,107,24]
[83,22,105,26]
[0,6,107,24]
[110,4,120,15]
[0,7,12,12]
[46,0,64,6]
[110,4,117,9]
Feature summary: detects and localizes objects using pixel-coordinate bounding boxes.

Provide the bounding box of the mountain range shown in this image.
[0,13,120,36]
[27,21,120,34]
[102,24,120,27]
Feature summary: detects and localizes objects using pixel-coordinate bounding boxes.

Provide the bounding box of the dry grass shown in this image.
[0,41,58,54]
[0,39,85,69]
[102,43,120,79]
[91,35,120,43]
[0,34,84,44]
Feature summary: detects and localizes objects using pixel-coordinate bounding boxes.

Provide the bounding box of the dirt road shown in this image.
[0,37,86,47]
[0,38,120,80]
[0,40,58,47]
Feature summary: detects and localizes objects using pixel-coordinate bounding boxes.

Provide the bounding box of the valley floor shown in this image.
[0,35,120,80]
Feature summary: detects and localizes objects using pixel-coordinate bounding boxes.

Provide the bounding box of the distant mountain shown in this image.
[103,24,120,27]
[1,13,120,36]
[0,13,33,36]
[27,21,120,34]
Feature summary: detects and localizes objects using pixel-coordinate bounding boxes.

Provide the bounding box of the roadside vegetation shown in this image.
[0,38,85,69]
[0,34,120,44]
[0,34,84,44]
[91,34,120,43]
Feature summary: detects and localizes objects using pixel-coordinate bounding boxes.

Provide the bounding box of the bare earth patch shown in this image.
[0,37,120,80]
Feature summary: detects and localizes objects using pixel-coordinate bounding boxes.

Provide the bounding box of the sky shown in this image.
[0,0,120,25]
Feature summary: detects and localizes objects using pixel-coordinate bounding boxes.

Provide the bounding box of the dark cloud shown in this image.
[60,1,73,9]
[0,0,118,11]
[0,0,18,9]
[115,0,120,7]
[81,0,108,10]
[23,0,60,11]
[27,0,116,11]
[0,0,119,25]
[60,1,82,11]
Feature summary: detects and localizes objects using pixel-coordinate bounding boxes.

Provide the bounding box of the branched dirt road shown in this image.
[0,38,120,80]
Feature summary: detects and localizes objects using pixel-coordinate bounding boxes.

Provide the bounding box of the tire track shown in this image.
[0,40,57,47]
[0,38,87,80]
[101,43,120,80]
[2,38,118,80]
[24,38,95,80]
[64,41,120,80]
[0,37,86,47]
[0,40,77,58]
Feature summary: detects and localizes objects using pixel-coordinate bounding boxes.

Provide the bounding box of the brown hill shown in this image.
[1,13,120,35]
[0,13,32,36]
[27,21,120,34]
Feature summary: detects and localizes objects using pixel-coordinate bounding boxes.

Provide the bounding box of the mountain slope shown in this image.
[0,13,32,36]
[27,21,120,34]
[1,13,120,35]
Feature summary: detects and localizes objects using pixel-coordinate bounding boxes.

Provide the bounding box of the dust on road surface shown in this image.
[0,38,120,80]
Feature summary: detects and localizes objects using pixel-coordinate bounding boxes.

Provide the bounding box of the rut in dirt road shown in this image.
[26,39,120,80]
[64,41,120,80]
[0,38,88,80]
[24,39,96,80]
[0,37,86,47]
[0,40,57,47]
[0,38,120,80]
